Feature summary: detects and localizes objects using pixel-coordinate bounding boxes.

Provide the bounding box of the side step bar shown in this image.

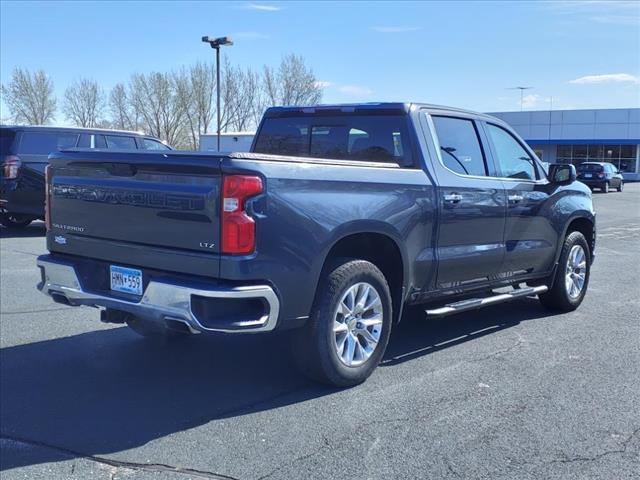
[425,285,548,317]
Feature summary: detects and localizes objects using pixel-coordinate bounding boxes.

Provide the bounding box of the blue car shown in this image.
[576,161,624,193]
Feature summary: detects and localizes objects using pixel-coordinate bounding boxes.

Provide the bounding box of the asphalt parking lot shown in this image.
[1,185,638,480]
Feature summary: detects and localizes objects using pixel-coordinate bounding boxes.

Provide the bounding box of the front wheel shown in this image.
[539,231,591,312]
[618,182,624,192]
[0,213,33,229]
[292,259,393,387]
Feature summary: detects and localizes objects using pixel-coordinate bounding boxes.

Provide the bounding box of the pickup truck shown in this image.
[36,103,595,387]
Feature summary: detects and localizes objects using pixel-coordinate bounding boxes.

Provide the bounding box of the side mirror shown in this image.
[548,163,576,185]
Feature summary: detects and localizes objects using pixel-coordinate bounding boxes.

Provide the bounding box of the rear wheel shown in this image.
[602,182,609,193]
[539,231,590,312]
[618,181,624,192]
[292,259,392,387]
[126,315,189,341]
[0,213,33,229]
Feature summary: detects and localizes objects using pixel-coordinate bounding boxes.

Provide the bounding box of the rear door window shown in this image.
[431,116,487,176]
[105,135,136,149]
[18,132,79,154]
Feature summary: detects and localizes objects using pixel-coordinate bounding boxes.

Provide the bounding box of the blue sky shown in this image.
[1,0,639,117]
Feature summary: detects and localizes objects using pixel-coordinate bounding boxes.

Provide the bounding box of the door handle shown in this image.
[508,194,524,203]
[443,193,463,204]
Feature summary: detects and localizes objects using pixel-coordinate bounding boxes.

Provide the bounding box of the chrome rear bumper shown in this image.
[37,256,279,333]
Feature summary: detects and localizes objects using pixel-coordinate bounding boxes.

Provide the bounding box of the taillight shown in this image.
[597,172,605,178]
[221,175,263,255]
[3,155,21,179]
[45,164,51,231]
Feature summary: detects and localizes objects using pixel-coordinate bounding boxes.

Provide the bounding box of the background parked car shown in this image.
[0,126,171,229]
[576,162,624,193]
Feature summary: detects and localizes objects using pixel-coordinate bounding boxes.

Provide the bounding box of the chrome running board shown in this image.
[425,285,548,317]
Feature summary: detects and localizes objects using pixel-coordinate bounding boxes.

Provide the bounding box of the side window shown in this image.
[105,135,136,149]
[94,135,107,148]
[431,116,487,176]
[486,124,538,180]
[77,134,91,148]
[18,132,79,154]
[142,138,170,150]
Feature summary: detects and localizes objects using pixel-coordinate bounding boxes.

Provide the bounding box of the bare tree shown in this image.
[174,62,216,149]
[63,78,105,127]
[109,83,140,131]
[228,66,261,132]
[1,68,56,125]
[129,72,187,147]
[263,54,322,107]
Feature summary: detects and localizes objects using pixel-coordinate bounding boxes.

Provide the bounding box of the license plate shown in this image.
[110,265,143,295]
[584,173,592,178]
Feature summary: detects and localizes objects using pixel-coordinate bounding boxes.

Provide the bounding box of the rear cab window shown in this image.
[17,131,79,154]
[253,114,413,166]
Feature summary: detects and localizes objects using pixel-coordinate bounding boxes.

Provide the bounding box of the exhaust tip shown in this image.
[50,292,72,306]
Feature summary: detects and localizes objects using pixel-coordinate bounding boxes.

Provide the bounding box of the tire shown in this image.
[618,182,624,192]
[0,213,33,229]
[602,182,609,193]
[539,231,590,312]
[126,315,189,341]
[292,258,393,387]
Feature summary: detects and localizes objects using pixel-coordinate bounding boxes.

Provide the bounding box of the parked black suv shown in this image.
[576,162,624,193]
[0,126,171,228]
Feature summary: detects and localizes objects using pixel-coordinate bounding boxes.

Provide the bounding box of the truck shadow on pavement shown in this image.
[0,298,553,472]
[0,222,46,239]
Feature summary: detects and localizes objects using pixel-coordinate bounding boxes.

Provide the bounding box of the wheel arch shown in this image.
[317,225,408,324]
[558,215,596,263]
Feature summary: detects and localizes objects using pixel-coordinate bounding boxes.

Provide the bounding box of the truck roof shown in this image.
[264,102,498,121]
[0,124,152,137]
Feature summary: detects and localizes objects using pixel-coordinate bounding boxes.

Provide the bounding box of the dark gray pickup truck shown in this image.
[37,103,595,386]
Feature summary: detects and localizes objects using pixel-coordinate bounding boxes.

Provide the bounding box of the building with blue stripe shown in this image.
[488,108,640,181]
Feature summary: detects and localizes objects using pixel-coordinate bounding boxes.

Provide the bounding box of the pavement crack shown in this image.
[256,436,331,480]
[1,307,72,315]
[550,426,640,465]
[474,333,527,362]
[0,435,242,480]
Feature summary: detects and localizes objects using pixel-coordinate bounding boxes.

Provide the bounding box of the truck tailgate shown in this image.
[47,151,223,269]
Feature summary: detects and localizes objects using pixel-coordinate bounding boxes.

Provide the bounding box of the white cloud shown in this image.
[371,26,421,33]
[544,0,640,25]
[338,85,374,97]
[522,94,542,108]
[314,81,332,89]
[569,73,640,85]
[233,32,270,39]
[590,14,640,26]
[245,3,281,11]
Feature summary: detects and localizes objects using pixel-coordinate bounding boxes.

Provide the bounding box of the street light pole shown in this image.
[216,46,221,152]
[508,86,533,111]
[202,36,233,152]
